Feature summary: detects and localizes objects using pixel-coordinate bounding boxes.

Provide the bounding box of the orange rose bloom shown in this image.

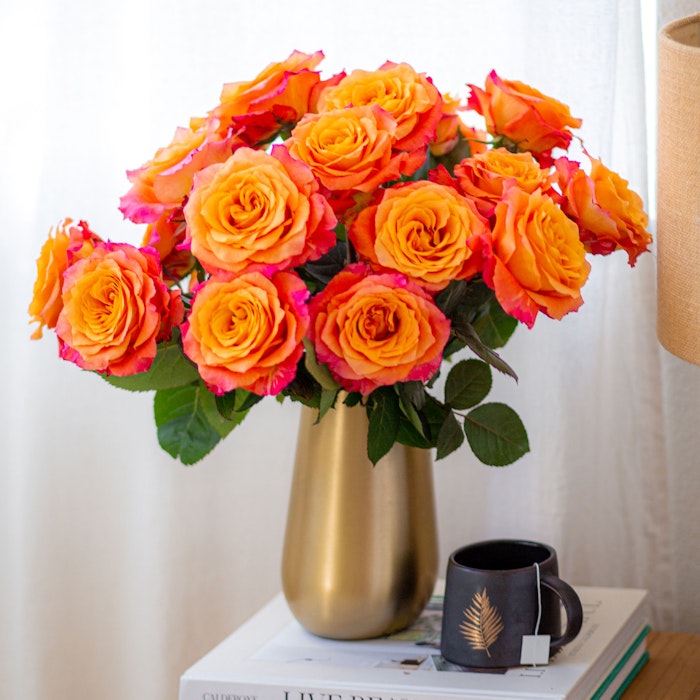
[555,156,652,266]
[317,61,442,154]
[308,264,450,395]
[211,50,325,138]
[349,181,488,291]
[56,242,184,376]
[287,105,406,193]
[120,116,241,224]
[29,219,102,339]
[181,271,309,396]
[184,145,336,275]
[468,71,582,156]
[454,148,553,216]
[484,186,590,328]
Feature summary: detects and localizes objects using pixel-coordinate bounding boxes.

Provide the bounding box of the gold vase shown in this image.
[281,399,439,640]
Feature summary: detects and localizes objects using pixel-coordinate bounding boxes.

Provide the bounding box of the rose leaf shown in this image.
[367,389,400,465]
[154,383,231,465]
[464,403,530,466]
[436,410,465,460]
[472,302,519,349]
[102,335,199,392]
[445,359,492,410]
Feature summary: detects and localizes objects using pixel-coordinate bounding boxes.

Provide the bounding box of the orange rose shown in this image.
[468,71,582,157]
[308,264,450,395]
[184,144,336,275]
[181,271,309,396]
[454,148,553,216]
[555,156,652,266]
[120,116,241,224]
[349,181,488,291]
[317,61,442,154]
[458,125,489,156]
[29,219,102,339]
[287,105,406,193]
[211,50,326,141]
[484,186,590,328]
[55,242,183,376]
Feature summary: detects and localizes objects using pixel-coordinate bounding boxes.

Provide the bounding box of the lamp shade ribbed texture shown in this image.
[657,14,700,365]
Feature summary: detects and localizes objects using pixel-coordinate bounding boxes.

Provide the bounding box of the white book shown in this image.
[179,586,649,700]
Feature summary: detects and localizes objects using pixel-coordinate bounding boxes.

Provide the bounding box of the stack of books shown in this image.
[179,585,649,700]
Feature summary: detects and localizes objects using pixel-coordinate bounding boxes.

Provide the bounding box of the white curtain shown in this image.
[2,0,699,698]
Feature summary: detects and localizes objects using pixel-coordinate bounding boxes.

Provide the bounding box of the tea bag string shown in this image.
[534,562,542,636]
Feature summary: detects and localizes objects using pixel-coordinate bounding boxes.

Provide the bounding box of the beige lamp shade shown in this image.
[657,13,700,366]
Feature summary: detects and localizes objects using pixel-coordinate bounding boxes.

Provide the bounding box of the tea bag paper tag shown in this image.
[520,634,551,665]
[520,562,551,666]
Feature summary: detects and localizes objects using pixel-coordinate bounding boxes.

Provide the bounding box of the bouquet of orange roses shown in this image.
[29,51,651,465]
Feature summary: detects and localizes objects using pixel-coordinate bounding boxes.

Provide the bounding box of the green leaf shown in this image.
[343,392,363,408]
[302,241,348,287]
[102,335,199,392]
[464,402,529,466]
[303,338,341,391]
[367,389,400,465]
[398,393,426,439]
[435,279,468,317]
[214,389,262,421]
[472,302,519,349]
[214,391,237,419]
[436,410,465,460]
[396,395,450,449]
[318,387,339,421]
[234,389,263,413]
[397,381,426,411]
[396,382,428,438]
[201,388,249,439]
[445,360,492,409]
[452,322,518,381]
[282,362,321,408]
[154,383,225,465]
[396,415,433,449]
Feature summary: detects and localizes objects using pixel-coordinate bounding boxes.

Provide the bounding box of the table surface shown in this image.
[623,630,700,699]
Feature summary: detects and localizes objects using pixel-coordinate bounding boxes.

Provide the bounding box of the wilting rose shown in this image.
[120,116,241,224]
[428,97,490,160]
[429,93,463,157]
[141,209,195,284]
[468,71,582,157]
[555,156,652,266]
[349,180,488,291]
[181,270,309,396]
[29,219,103,339]
[55,242,184,376]
[184,144,336,275]
[287,105,407,193]
[308,264,450,395]
[317,61,442,154]
[484,186,590,328]
[454,148,553,216]
[211,51,327,140]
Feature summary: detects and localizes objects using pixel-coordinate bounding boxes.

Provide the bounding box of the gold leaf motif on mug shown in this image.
[459,587,505,657]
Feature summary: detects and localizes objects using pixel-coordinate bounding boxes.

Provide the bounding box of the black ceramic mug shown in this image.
[440,540,583,668]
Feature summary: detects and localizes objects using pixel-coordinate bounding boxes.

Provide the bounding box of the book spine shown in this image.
[179,680,491,700]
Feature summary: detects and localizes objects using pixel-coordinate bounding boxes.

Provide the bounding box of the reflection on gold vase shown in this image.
[281,400,439,640]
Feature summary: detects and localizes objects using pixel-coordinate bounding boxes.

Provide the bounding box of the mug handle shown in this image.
[540,573,584,652]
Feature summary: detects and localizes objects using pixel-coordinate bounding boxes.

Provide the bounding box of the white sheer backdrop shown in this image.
[2,0,699,697]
